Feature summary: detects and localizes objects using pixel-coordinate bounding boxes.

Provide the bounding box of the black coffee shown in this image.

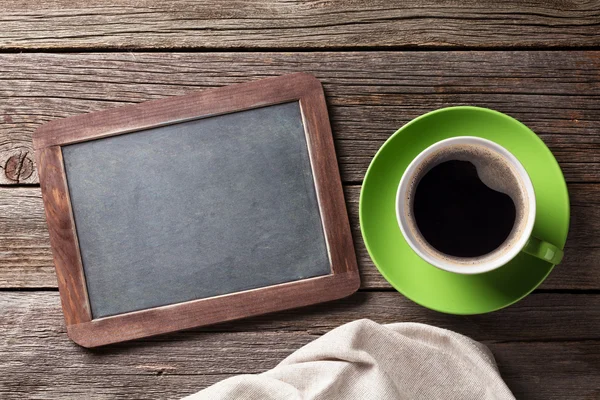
[413,160,516,258]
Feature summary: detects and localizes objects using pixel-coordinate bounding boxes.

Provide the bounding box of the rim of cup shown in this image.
[395,136,536,275]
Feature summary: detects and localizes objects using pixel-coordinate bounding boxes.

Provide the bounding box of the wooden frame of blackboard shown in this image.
[33,73,360,348]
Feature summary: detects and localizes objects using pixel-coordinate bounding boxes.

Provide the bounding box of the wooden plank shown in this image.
[0,291,598,399]
[1,51,600,184]
[347,184,600,289]
[1,184,599,289]
[5,291,599,343]
[1,1,600,50]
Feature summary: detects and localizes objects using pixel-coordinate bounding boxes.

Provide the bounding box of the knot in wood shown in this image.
[4,153,33,182]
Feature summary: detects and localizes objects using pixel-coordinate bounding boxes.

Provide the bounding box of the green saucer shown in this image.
[360,106,570,314]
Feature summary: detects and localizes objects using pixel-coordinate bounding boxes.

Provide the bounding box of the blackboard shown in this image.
[34,73,359,347]
[63,102,330,318]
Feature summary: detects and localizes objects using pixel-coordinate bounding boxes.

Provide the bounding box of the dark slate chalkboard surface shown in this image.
[63,102,331,318]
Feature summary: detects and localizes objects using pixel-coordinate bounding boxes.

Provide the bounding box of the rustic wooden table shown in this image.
[1,1,599,399]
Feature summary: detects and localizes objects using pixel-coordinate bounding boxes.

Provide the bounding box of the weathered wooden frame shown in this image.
[33,73,360,348]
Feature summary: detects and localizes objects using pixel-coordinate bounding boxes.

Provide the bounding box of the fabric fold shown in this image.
[184,319,515,400]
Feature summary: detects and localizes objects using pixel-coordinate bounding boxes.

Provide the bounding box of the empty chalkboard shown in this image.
[63,102,330,318]
[34,73,359,347]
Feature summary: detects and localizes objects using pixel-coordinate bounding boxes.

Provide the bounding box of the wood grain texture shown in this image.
[0,291,598,399]
[69,273,359,348]
[0,2,598,397]
[35,147,91,327]
[2,51,600,185]
[32,72,322,148]
[1,0,599,50]
[2,183,599,290]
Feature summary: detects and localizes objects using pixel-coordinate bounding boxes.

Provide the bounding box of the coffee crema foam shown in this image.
[404,143,530,266]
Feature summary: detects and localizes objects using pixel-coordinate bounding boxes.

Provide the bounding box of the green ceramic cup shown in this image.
[395,136,563,275]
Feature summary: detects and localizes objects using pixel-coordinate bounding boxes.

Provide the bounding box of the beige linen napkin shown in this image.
[184,319,515,400]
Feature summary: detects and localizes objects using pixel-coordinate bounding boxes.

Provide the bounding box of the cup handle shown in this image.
[522,236,564,265]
